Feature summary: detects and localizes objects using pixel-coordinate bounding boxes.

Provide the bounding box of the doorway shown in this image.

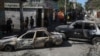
[36,9,42,27]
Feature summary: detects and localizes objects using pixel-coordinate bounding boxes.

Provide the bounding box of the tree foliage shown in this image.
[53,0,59,2]
[56,0,69,10]
[55,0,83,11]
[76,3,83,11]
[86,0,100,10]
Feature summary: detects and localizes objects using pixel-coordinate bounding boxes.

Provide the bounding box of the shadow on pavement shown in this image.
[59,41,72,47]
[18,41,72,51]
[69,38,91,45]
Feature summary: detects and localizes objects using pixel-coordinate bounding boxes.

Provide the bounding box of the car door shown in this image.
[34,31,49,48]
[83,22,96,39]
[17,32,35,49]
[71,22,84,38]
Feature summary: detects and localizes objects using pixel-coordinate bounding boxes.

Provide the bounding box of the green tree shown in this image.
[55,0,69,10]
[76,3,83,12]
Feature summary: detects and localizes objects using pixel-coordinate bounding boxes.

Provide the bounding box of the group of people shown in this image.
[54,9,85,25]
[0,16,34,34]
[24,16,34,30]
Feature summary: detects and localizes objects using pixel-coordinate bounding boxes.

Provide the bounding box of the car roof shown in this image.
[75,20,95,23]
[27,27,47,32]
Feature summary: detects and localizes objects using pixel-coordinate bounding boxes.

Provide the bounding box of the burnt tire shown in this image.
[45,41,53,48]
[92,37,100,45]
[3,45,15,51]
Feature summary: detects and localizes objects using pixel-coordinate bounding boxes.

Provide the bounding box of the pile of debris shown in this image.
[86,43,100,56]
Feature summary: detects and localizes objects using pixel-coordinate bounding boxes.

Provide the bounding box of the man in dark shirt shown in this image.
[6,18,13,33]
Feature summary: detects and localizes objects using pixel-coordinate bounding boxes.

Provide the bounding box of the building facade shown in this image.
[4,0,58,29]
[0,0,5,26]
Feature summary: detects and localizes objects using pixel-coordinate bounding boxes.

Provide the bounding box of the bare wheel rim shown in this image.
[93,38,98,44]
[4,46,13,51]
[45,42,53,47]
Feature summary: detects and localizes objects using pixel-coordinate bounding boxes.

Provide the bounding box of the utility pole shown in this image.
[42,0,45,27]
[19,0,24,31]
[19,0,26,31]
[72,0,77,21]
[72,0,76,9]
[64,0,67,15]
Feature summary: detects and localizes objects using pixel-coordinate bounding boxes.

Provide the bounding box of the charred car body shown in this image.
[0,27,64,51]
[55,20,100,44]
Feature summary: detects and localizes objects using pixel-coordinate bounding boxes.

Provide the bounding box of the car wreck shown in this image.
[55,20,100,44]
[0,27,64,51]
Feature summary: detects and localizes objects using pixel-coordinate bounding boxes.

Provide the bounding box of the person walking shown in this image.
[30,16,34,28]
[6,18,13,33]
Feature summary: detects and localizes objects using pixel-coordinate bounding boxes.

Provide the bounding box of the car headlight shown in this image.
[10,41,16,45]
[0,42,2,45]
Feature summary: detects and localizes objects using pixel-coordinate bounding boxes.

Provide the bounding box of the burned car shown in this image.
[0,27,63,51]
[55,20,100,44]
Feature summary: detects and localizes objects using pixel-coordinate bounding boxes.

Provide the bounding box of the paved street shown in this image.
[0,40,98,56]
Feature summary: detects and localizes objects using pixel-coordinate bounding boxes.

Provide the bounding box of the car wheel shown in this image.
[92,37,100,45]
[55,40,63,46]
[4,45,15,51]
[66,37,69,40]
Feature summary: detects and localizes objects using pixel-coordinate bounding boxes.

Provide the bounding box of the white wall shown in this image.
[5,10,36,29]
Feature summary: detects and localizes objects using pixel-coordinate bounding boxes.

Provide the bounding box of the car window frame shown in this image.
[83,22,96,30]
[22,32,35,39]
[71,21,83,29]
[18,31,35,39]
[35,30,49,38]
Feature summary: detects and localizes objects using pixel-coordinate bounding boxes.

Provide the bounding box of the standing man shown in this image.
[57,10,64,24]
[6,18,13,33]
[30,16,34,28]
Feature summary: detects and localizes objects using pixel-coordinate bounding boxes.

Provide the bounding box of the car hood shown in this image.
[51,32,65,38]
[0,35,17,42]
[56,25,68,29]
[50,32,63,39]
[55,25,69,32]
